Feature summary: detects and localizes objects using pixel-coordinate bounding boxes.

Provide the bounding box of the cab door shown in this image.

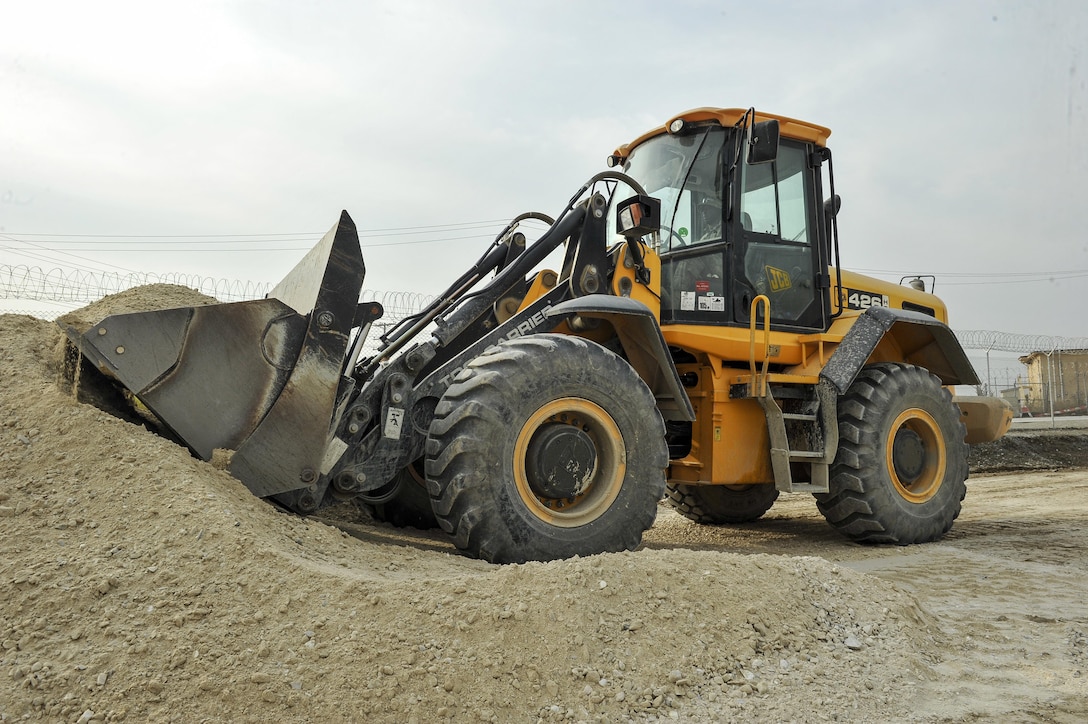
[731,140,828,332]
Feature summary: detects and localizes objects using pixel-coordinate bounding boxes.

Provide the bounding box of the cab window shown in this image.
[735,141,822,328]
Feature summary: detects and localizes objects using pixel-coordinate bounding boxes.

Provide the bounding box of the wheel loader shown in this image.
[62,107,1013,564]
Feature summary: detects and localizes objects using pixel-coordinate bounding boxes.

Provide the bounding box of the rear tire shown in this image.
[815,363,968,544]
[425,334,667,564]
[666,483,779,524]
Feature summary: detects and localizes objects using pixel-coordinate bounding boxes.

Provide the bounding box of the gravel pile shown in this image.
[970,431,1088,473]
[0,294,963,722]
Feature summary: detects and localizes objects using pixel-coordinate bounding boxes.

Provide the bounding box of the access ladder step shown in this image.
[759,384,836,495]
[782,412,818,422]
[787,483,830,494]
[768,448,830,493]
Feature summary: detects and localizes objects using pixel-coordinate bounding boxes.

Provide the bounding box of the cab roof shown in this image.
[611,107,832,162]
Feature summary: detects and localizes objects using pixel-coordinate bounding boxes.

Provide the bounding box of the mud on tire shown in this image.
[425,334,668,564]
[815,362,969,544]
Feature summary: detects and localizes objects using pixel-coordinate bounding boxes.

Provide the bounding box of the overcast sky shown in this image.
[2,0,1086,382]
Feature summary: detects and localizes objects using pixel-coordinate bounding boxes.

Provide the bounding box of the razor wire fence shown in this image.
[6,262,1088,405]
[0,261,433,317]
[953,330,1088,417]
[954,329,1088,355]
[0,263,272,304]
[0,263,435,357]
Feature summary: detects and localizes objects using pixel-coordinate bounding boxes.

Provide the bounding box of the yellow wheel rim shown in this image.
[513,398,626,527]
[885,408,946,503]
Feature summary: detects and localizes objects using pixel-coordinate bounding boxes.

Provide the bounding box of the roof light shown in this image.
[668,118,685,134]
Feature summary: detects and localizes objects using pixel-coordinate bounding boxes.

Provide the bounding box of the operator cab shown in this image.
[613,110,832,333]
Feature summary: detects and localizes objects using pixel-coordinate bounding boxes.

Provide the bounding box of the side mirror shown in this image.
[615,194,660,284]
[823,194,841,219]
[747,119,780,164]
[823,194,842,258]
[616,194,661,238]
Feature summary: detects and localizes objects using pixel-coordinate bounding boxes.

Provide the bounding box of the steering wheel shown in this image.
[660,226,687,250]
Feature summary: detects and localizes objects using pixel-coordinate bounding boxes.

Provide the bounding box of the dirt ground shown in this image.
[2,306,1087,723]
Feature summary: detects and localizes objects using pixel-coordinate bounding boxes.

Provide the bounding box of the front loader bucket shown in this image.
[63,211,366,499]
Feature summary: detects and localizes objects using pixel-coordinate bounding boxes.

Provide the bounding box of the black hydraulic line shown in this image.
[362,171,647,373]
[427,171,647,338]
[493,211,556,241]
[434,204,588,340]
[378,237,512,347]
[377,212,557,348]
[358,205,588,378]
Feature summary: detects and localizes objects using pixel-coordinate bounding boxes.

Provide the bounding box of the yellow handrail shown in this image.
[748,295,771,397]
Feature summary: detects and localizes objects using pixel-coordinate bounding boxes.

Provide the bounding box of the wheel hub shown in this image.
[525,423,598,499]
[892,427,926,484]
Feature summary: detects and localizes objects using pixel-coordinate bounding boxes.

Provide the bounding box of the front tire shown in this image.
[666,483,779,524]
[815,363,968,544]
[425,334,667,564]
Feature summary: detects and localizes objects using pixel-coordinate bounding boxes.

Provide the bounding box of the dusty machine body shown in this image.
[64,107,1012,563]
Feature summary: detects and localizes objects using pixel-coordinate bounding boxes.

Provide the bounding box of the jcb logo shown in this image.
[765,265,792,292]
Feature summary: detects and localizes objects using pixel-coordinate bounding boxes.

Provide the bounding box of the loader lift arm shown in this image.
[325,175,693,511]
[62,171,687,521]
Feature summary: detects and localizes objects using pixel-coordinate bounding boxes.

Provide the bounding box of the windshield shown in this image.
[620,127,729,251]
